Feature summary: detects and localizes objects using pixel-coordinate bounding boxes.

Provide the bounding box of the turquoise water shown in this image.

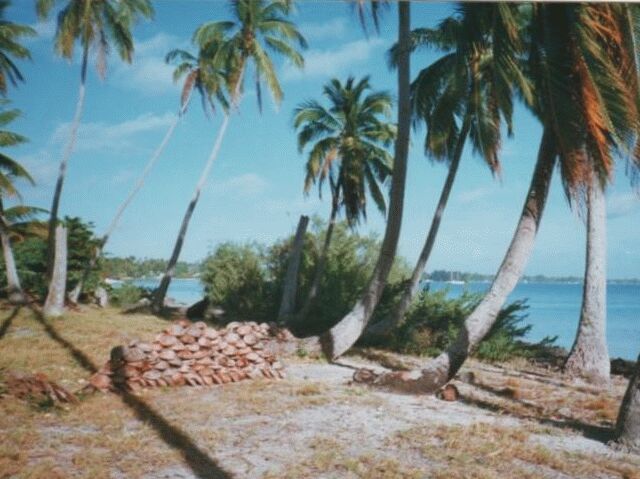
[131,278,640,360]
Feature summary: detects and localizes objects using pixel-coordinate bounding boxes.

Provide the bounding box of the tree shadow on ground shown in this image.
[460,381,614,443]
[26,305,233,479]
[0,306,20,340]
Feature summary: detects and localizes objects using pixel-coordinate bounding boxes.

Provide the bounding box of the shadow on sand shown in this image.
[0,306,21,340]
[26,305,233,479]
[461,380,614,443]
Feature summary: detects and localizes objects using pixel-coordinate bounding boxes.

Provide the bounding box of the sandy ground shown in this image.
[1,306,639,479]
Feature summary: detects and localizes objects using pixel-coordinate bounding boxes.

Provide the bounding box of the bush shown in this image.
[390,288,556,361]
[200,218,411,330]
[0,216,102,299]
[108,282,152,307]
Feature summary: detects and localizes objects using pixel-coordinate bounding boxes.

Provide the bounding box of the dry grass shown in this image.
[0,304,638,479]
[391,422,640,479]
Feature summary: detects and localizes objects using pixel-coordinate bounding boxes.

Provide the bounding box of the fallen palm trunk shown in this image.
[88,319,292,392]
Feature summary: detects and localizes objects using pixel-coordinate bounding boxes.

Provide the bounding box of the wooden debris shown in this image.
[87,320,288,392]
[3,371,78,404]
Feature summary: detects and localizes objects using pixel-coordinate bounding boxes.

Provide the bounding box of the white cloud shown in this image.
[608,192,639,218]
[300,18,347,41]
[457,186,493,204]
[113,32,189,96]
[17,149,58,187]
[212,173,268,197]
[282,37,387,81]
[51,111,175,153]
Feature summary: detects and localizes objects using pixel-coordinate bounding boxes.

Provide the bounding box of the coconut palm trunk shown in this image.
[44,225,68,318]
[296,196,339,321]
[0,199,24,303]
[322,1,411,359]
[615,352,640,451]
[368,114,472,339]
[69,93,194,303]
[46,45,88,279]
[278,214,309,322]
[365,129,557,393]
[564,178,610,385]
[152,69,244,312]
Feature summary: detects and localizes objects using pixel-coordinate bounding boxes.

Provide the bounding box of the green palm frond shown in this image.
[295,76,395,226]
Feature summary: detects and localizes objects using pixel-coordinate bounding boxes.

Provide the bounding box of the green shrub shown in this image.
[0,216,102,299]
[108,282,151,307]
[390,288,556,361]
[200,218,411,329]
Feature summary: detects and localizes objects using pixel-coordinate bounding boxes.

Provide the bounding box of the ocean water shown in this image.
[131,278,640,360]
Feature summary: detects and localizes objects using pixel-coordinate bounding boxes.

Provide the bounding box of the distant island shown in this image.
[423,269,640,285]
[102,256,200,280]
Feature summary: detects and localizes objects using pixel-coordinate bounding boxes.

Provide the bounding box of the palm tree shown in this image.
[362,3,640,392]
[320,0,411,359]
[293,76,395,320]
[616,352,640,451]
[35,0,154,280]
[0,0,35,95]
[369,6,533,338]
[69,41,229,303]
[0,102,35,303]
[152,0,307,311]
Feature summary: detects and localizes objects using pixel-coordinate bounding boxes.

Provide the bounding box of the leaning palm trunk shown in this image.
[152,70,244,312]
[564,178,610,385]
[278,215,309,322]
[615,352,640,451]
[296,197,339,321]
[363,129,557,393]
[47,46,89,280]
[44,225,68,318]
[322,2,411,359]
[68,92,194,304]
[367,115,471,339]
[0,206,24,304]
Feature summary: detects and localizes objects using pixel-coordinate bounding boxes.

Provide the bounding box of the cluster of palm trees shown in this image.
[0,0,638,450]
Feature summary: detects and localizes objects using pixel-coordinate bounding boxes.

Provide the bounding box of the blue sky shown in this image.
[5,1,640,278]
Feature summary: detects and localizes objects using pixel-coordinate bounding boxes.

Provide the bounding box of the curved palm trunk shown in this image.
[69,93,193,304]
[44,225,68,318]
[153,65,246,312]
[278,214,309,322]
[0,200,24,304]
[296,197,339,321]
[322,2,411,359]
[367,114,471,339]
[47,45,89,280]
[615,352,640,451]
[365,129,557,393]
[564,178,610,385]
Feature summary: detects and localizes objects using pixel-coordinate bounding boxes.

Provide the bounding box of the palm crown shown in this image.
[408,4,531,173]
[0,0,36,95]
[166,29,230,115]
[0,101,33,200]
[526,3,640,200]
[294,76,396,227]
[193,0,307,109]
[36,0,154,77]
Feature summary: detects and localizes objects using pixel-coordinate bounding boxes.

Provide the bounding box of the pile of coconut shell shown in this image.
[89,319,290,392]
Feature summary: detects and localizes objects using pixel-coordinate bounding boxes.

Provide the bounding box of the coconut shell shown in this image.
[123,365,140,378]
[193,321,207,329]
[159,334,178,347]
[123,347,146,363]
[169,357,183,367]
[154,360,169,371]
[185,326,202,338]
[225,333,241,344]
[222,345,237,356]
[137,342,153,353]
[90,373,112,391]
[237,325,252,336]
[197,337,211,348]
[177,350,194,360]
[167,324,185,336]
[159,349,177,361]
[226,321,241,330]
[143,370,162,381]
[246,352,260,362]
[204,328,219,340]
[243,334,258,346]
[180,334,196,344]
[171,342,186,351]
[177,318,191,328]
[186,343,200,352]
